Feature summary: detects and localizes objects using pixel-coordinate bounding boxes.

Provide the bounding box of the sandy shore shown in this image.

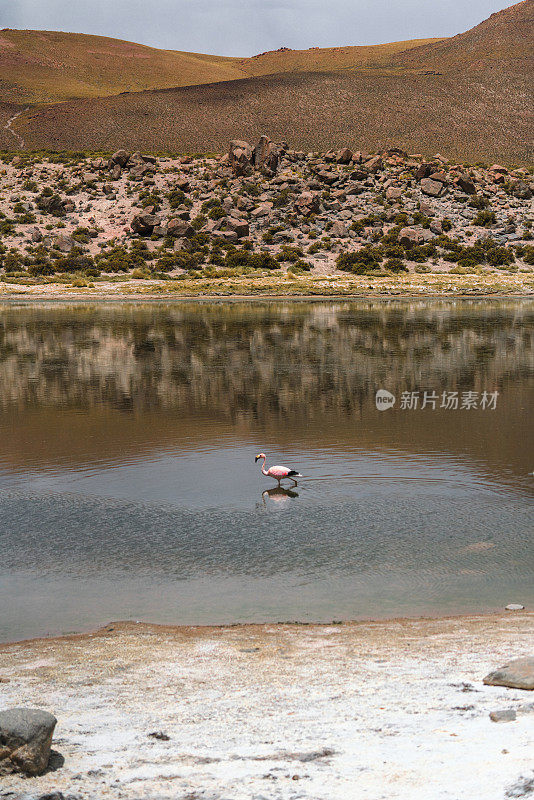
[0,613,533,800]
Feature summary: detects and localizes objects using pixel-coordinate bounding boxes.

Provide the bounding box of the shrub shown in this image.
[336,247,383,274]
[473,210,496,228]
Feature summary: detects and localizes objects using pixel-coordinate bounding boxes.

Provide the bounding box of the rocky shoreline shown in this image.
[0,613,533,800]
[0,138,533,298]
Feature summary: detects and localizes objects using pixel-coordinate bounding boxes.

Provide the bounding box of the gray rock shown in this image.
[0,708,57,776]
[420,178,443,197]
[109,149,130,168]
[489,709,517,722]
[484,656,534,690]
[505,604,525,611]
[53,235,76,253]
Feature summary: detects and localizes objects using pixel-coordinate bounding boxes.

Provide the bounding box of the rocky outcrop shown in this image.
[0,708,57,776]
[484,656,534,690]
[229,135,284,178]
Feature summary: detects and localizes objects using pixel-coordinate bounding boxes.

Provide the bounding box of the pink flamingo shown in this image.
[255,453,302,486]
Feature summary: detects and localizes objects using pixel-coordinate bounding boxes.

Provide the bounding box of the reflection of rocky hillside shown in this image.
[0,301,532,415]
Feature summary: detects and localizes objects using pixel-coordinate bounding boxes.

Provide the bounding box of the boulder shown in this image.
[53,235,76,253]
[295,191,320,215]
[131,207,160,235]
[167,217,194,238]
[0,708,57,776]
[512,182,532,200]
[109,150,130,168]
[330,220,348,238]
[420,178,443,197]
[415,163,435,180]
[226,218,250,238]
[253,135,279,177]
[365,155,383,173]
[483,656,534,690]
[455,175,476,194]
[229,140,254,177]
[386,186,403,201]
[336,148,353,164]
[398,226,425,247]
[111,164,122,181]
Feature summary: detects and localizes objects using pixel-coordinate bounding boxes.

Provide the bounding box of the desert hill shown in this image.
[0,28,440,104]
[3,0,533,163]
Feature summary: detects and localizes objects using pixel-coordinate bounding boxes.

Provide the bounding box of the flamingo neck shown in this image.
[260,456,268,475]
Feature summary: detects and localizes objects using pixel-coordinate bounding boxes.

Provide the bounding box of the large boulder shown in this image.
[131,206,160,235]
[420,178,443,197]
[167,217,195,238]
[484,656,534,690]
[253,135,280,177]
[0,708,57,776]
[109,149,131,168]
[455,174,476,194]
[295,191,320,216]
[229,140,254,177]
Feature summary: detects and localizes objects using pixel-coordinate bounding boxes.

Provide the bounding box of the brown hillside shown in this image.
[0,29,247,102]
[395,0,534,71]
[6,0,534,163]
[0,29,441,104]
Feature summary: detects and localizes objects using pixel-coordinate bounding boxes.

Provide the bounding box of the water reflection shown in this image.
[0,299,532,641]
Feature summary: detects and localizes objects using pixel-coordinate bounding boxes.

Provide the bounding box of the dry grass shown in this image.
[0,29,441,104]
[0,29,247,102]
[14,67,533,164]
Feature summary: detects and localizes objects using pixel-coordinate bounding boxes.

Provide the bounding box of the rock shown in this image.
[415,163,435,180]
[38,195,66,216]
[336,148,353,164]
[456,175,476,194]
[365,155,383,173]
[253,135,279,176]
[0,708,57,776]
[226,218,250,238]
[505,604,525,611]
[489,709,516,722]
[167,217,194,238]
[109,150,130,168]
[512,182,532,200]
[483,656,534,690]
[131,207,160,235]
[420,178,443,197]
[330,220,348,238]
[386,187,403,201]
[295,191,320,215]
[29,227,42,243]
[53,235,76,253]
[229,140,253,177]
[398,226,425,247]
[148,731,170,741]
[111,164,122,180]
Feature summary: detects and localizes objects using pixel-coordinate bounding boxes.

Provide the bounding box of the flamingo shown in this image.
[255,453,302,486]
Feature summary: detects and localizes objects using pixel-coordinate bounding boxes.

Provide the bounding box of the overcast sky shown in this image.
[0,0,514,56]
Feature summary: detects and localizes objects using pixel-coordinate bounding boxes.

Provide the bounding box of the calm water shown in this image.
[0,299,532,642]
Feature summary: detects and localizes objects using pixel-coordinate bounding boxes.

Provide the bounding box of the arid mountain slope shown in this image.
[0,29,247,102]
[5,0,534,162]
[395,0,533,72]
[0,29,440,104]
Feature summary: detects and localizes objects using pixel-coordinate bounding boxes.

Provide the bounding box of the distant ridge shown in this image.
[0,28,441,103]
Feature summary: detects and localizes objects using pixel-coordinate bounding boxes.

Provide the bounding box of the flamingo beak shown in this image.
[255,455,260,462]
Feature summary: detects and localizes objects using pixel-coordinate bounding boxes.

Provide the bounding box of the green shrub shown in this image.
[473,210,496,228]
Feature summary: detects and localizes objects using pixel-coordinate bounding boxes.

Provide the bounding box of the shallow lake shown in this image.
[0,299,532,642]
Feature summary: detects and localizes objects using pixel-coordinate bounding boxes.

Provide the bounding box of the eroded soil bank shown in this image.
[0,613,533,799]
